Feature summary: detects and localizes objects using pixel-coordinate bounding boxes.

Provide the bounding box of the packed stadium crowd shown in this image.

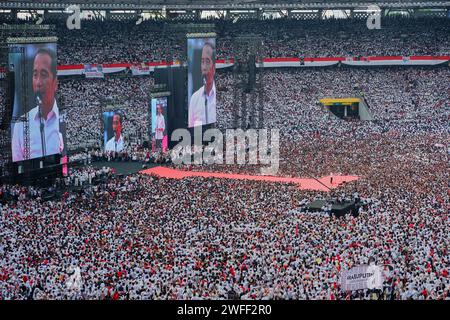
[53,17,450,64]
[0,148,448,299]
[0,16,449,300]
[1,62,448,299]
[2,16,448,64]
[59,66,449,155]
[216,66,450,130]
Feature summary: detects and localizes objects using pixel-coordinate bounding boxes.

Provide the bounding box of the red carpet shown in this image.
[141,166,358,191]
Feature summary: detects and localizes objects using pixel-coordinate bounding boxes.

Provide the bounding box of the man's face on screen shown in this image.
[33,52,57,111]
[157,106,162,115]
[201,44,215,87]
[112,114,122,137]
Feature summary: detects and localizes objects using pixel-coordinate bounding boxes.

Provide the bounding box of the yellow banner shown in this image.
[319,98,361,106]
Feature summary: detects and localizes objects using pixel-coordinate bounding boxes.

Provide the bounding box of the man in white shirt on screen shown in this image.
[12,48,64,162]
[188,42,216,128]
[154,104,166,150]
[105,113,124,153]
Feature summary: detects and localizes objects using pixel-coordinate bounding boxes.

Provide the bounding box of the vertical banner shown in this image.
[150,96,168,152]
[187,33,217,128]
[59,107,68,175]
[9,38,66,163]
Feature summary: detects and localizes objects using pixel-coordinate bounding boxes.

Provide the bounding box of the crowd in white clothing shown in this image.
[51,17,450,64]
[0,16,449,300]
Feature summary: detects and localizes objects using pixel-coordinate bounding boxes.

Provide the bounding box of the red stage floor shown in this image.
[141,166,358,191]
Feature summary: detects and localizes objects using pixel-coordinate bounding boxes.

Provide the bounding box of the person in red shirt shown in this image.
[422,289,428,299]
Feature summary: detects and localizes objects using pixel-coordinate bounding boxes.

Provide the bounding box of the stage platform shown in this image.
[307,199,358,217]
[140,166,358,191]
[90,161,159,176]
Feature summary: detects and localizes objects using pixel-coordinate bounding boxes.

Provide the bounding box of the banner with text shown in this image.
[131,63,150,76]
[84,64,104,78]
[340,265,383,291]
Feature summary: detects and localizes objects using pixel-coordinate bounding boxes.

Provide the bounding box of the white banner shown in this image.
[262,60,339,68]
[340,265,383,291]
[84,64,104,78]
[342,58,449,66]
[131,64,150,76]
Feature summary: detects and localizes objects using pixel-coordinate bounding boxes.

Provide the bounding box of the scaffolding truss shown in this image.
[231,35,264,130]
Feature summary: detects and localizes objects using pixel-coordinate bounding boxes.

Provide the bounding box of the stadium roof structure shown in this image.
[1,1,449,10]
